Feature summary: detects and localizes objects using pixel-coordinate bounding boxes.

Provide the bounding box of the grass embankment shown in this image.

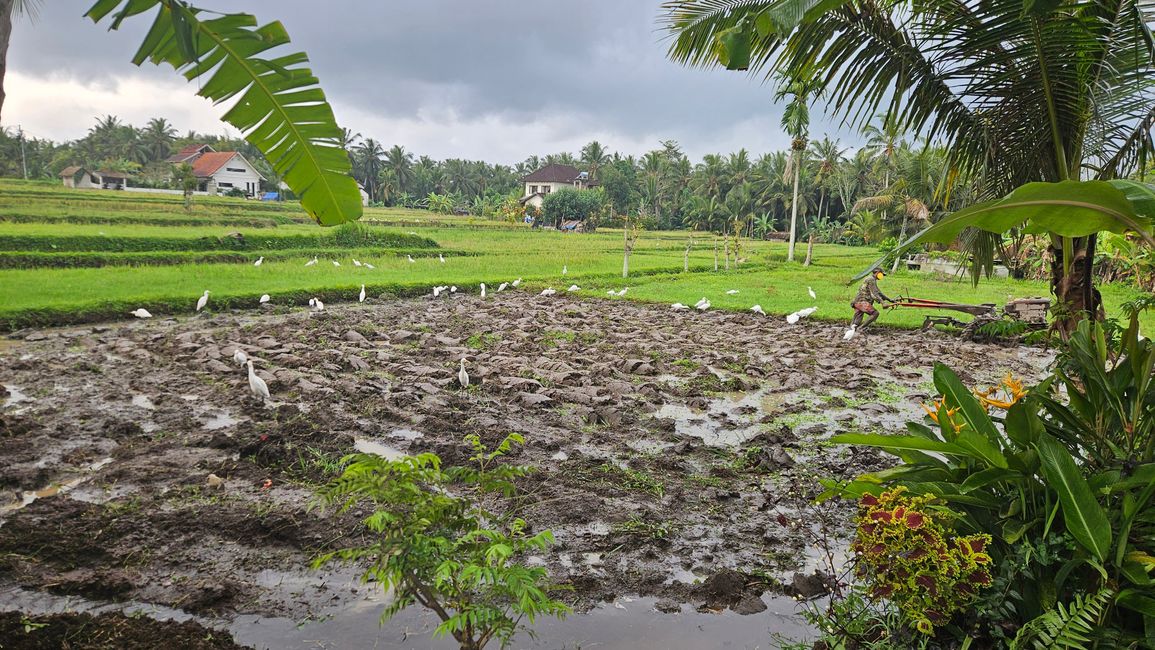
[1,179,1151,333]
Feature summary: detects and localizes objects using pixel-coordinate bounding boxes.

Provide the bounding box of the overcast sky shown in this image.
[4,1,860,164]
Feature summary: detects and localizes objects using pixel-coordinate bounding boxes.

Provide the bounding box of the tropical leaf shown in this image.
[85,0,362,226]
[1034,435,1112,562]
[829,432,983,459]
[1010,589,1112,649]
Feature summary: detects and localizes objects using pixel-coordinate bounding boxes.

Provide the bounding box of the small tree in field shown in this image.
[313,434,569,650]
[172,162,196,212]
[541,187,604,229]
[622,211,641,278]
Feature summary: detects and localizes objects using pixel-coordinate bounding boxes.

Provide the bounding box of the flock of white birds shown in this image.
[128,261,854,403]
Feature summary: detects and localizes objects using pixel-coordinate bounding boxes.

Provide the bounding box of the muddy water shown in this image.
[0,292,1051,647]
[0,457,113,519]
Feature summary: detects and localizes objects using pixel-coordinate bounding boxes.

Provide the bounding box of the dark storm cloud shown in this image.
[8,1,855,160]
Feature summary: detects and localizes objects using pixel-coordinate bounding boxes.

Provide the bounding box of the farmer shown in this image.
[851,267,893,330]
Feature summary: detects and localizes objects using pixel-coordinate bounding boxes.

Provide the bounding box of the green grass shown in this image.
[1,179,1152,333]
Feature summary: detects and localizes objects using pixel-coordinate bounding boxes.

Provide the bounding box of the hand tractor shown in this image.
[885,296,1051,340]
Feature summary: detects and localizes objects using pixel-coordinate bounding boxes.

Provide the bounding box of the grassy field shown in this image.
[1,179,1151,332]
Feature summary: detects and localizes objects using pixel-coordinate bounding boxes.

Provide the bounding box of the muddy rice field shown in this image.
[0,293,1048,649]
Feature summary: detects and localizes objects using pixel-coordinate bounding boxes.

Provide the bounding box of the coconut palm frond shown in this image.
[853,194,899,213]
[905,198,930,222]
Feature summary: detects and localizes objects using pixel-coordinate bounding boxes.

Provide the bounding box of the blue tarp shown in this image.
[261,192,279,201]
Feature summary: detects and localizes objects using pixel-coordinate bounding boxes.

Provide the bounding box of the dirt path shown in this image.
[0,293,1048,646]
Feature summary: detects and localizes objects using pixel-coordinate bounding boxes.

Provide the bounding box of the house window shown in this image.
[218,182,234,188]
[226,167,246,173]
[543,186,551,194]
[530,185,538,194]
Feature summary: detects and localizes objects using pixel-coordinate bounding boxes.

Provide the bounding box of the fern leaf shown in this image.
[86,0,363,226]
[1011,589,1112,650]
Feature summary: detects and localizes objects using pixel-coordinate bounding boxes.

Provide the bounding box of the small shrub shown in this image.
[852,488,993,636]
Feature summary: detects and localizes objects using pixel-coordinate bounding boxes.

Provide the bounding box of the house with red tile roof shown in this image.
[518,164,594,209]
[170,144,265,196]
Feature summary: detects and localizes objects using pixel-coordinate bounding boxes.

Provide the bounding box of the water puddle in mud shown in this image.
[201,411,241,431]
[0,458,114,519]
[131,394,156,410]
[354,437,406,460]
[388,428,423,441]
[653,390,785,447]
[2,384,32,409]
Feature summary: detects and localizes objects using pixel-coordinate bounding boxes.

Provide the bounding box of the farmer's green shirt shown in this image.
[853,275,890,305]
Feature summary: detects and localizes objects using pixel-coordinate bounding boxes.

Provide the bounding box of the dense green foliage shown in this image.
[313,434,569,650]
[821,317,1155,646]
[540,188,605,226]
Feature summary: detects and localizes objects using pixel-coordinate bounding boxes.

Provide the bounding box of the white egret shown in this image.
[254,256,264,267]
[305,256,318,267]
[247,361,271,401]
[671,303,689,310]
[567,285,580,292]
[725,289,739,295]
[364,262,375,269]
[480,283,487,298]
[797,307,818,318]
[457,358,470,388]
[512,278,522,287]
[498,282,508,292]
[541,288,557,296]
[562,265,568,275]
[359,284,366,303]
[130,308,152,319]
[332,260,341,267]
[439,254,446,263]
[606,290,616,296]
[696,299,711,311]
[750,305,765,315]
[259,294,270,304]
[408,255,416,263]
[808,286,817,300]
[616,288,628,297]
[233,349,248,365]
[352,259,362,267]
[309,298,325,312]
[843,325,857,340]
[451,286,458,293]
[694,297,708,309]
[196,290,210,312]
[786,312,800,324]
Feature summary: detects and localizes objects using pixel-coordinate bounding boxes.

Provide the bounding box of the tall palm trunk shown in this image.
[787,151,801,261]
[1051,234,1101,335]
[891,213,908,273]
[0,0,13,121]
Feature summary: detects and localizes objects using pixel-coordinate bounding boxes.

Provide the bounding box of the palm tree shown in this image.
[141,117,177,162]
[353,138,385,201]
[662,0,1154,328]
[384,145,414,195]
[775,72,822,262]
[809,137,845,225]
[580,141,611,181]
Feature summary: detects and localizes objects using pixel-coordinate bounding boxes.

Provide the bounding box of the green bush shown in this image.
[540,188,605,228]
[822,316,1155,647]
[313,434,569,650]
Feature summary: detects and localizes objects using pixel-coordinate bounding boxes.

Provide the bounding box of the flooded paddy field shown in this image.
[0,293,1048,648]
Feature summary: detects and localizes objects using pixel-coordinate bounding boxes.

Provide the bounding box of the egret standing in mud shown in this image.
[196,290,210,312]
[259,294,270,304]
[512,278,522,287]
[480,283,487,298]
[130,308,152,319]
[498,282,508,292]
[359,284,366,303]
[750,305,765,315]
[457,358,470,389]
[247,360,270,402]
[233,349,248,366]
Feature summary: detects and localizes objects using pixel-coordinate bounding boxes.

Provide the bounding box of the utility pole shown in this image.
[17,124,27,179]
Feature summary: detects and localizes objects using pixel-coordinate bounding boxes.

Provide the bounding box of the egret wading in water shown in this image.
[254,256,264,267]
[457,358,470,389]
[359,284,366,303]
[196,291,210,312]
[247,361,270,402]
[130,308,152,319]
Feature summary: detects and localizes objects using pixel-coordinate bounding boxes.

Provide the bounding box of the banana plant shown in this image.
[84,1,362,226]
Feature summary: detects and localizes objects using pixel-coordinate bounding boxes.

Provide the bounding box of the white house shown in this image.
[519,164,594,209]
[168,144,265,196]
